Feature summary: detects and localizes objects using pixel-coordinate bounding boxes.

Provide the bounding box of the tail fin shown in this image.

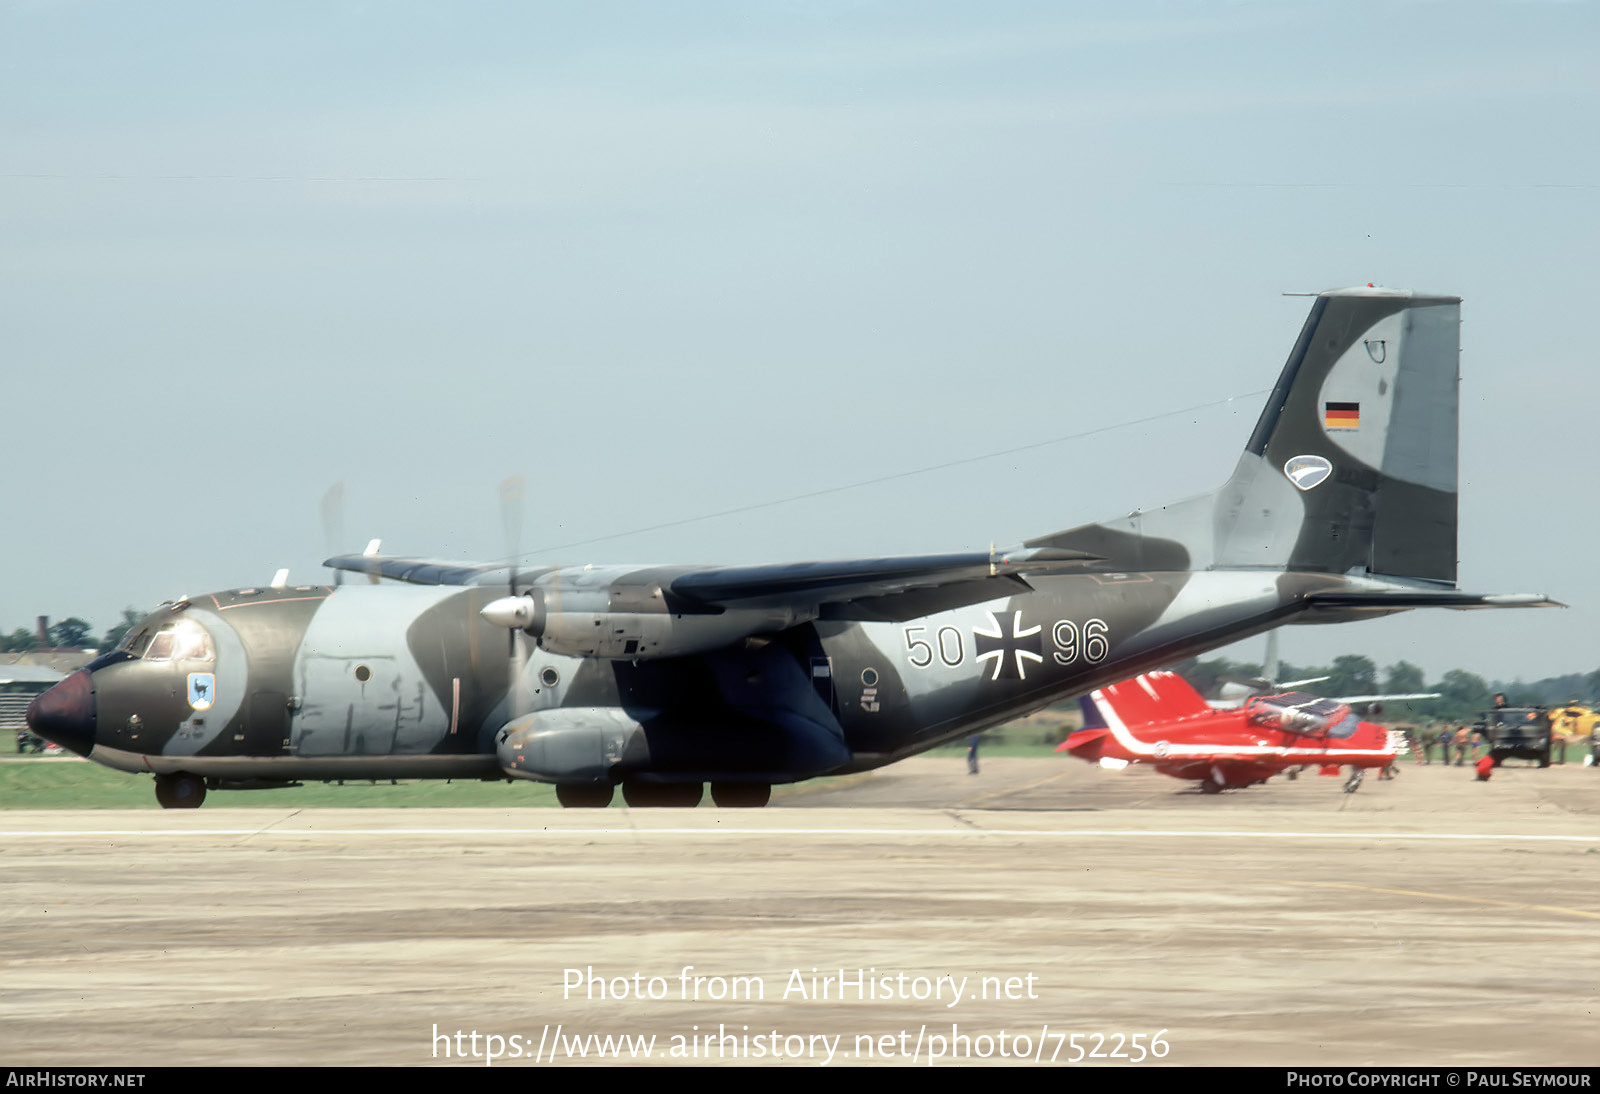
[1031,287,1461,585]
[1060,671,1210,759]
[1092,670,1214,729]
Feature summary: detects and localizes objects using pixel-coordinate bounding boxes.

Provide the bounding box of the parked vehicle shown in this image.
[1475,707,1553,767]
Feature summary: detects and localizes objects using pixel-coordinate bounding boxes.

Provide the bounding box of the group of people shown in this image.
[1405,692,1600,769]
[1403,691,1503,766]
[1410,724,1487,765]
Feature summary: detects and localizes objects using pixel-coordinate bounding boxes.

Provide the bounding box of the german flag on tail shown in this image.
[1324,402,1360,430]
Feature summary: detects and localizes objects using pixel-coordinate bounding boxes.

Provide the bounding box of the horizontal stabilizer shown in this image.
[1305,590,1563,612]
[1057,728,1108,757]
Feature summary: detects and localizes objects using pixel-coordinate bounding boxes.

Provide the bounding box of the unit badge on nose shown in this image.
[187,673,216,712]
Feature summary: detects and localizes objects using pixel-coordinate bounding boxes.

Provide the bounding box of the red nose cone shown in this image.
[26,669,96,756]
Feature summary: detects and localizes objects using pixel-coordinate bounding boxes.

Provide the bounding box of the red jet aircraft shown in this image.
[1058,670,1399,793]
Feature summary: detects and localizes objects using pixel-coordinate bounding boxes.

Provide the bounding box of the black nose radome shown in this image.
[27,669,96,756]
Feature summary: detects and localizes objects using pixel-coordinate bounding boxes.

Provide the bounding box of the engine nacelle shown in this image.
[496,707,649,784]
[481,591,803,659]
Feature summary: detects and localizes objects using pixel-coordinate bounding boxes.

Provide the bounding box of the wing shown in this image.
[328,546,1102,619]
[322,554,525,586]
[667,547,1100,621]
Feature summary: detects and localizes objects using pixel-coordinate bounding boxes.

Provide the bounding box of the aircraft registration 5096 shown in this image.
[28,287,1556,808]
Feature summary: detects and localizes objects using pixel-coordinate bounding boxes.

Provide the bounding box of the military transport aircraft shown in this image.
[28,287,1556,808]
[1059,670,1400,793]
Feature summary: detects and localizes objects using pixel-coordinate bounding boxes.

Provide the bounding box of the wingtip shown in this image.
[1481,593,1565,609]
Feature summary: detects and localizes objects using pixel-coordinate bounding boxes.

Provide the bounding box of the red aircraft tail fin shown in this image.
[1091,671,1212,731]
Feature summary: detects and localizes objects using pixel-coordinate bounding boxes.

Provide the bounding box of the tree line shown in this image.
[1,610,143,655]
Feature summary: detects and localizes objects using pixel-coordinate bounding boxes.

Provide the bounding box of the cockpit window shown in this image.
[171,620,214,661]
[1248,692,1352,736]
[1327,714,1362,739]
[142,619,215,664]
[145,632,175,661]
[118,628,153,657]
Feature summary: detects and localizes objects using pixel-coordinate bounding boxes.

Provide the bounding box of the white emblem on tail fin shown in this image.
[1283,454,1333,491]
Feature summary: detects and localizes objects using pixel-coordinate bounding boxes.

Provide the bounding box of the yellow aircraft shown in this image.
[1547,703,1599,764]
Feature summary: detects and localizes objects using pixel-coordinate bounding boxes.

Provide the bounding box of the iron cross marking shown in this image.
[973,610,1044,681]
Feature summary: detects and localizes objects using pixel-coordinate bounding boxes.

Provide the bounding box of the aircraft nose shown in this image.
[26,669,97,756]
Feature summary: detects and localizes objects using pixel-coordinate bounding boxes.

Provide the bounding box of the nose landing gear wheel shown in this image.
[710,782,771,808]
[154,772,207,809]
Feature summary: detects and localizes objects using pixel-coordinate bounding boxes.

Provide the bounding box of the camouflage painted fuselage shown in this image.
[80,567,1412,785]
[29,287,1555,802]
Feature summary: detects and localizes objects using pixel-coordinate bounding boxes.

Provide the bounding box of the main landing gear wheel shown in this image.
[556,784,615,809]
[1198,780,1224,795]
[1343,769,1365,794]
[154,772,207,809]
[710,782,771,808]
[622,781,704,808]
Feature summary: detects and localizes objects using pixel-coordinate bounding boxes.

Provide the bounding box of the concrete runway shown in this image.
[3,757,1598,1067]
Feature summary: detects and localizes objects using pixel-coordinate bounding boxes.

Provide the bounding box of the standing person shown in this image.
[966,734,980,775]
[1403,726,1424,765]
[1435,725,1455,765]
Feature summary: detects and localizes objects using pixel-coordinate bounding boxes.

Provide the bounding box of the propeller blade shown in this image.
[499,474,525,593]
[499,474,528,683]
[320,482,346,587]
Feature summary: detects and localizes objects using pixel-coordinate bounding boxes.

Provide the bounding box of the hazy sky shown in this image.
[3,1,1597,683]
